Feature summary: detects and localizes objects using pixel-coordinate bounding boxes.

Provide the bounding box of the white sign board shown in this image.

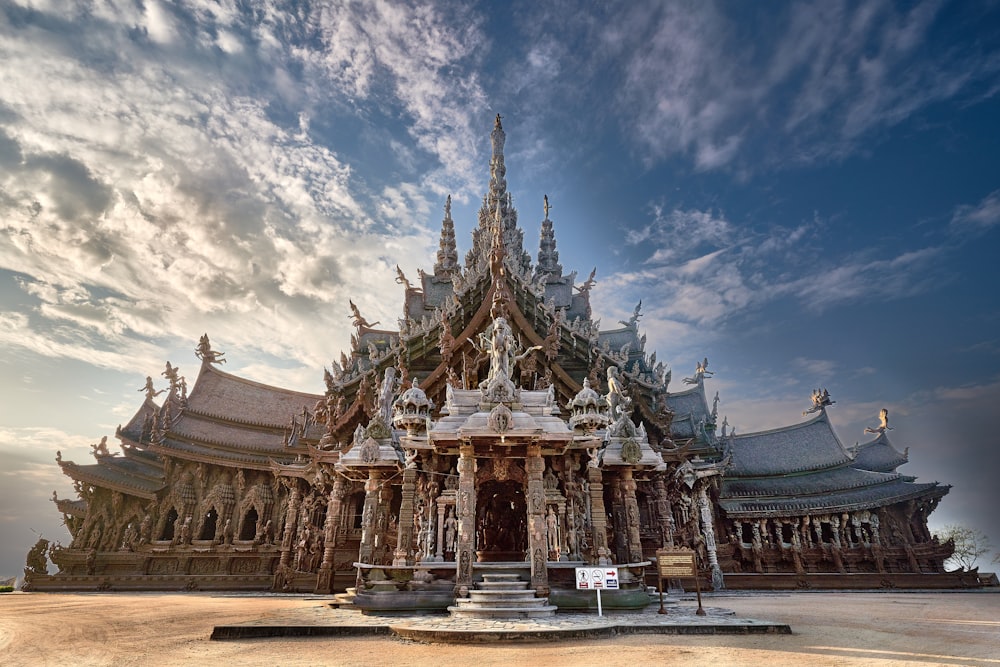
[575,567,619,590]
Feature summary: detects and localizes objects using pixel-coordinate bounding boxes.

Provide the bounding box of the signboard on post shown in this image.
[655,548,704,616]
[576,567,619,616]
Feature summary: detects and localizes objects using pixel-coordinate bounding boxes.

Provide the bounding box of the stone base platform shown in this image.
[211,603,791,643]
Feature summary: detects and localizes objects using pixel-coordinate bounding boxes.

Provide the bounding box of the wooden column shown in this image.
[434,499,447,562]
[455,443,476,595]
[315,475,345,594]
[621,468,643,563]
[654,477,674,547]
[278,482,300,570]
[697,485,724,590]
[587,465,612,565]
[357,470,381,566]
[609,475,628,562]
[526,445,548,595]
[393,466,418,565]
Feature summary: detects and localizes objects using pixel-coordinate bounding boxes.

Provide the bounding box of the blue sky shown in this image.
[1,0,999,578]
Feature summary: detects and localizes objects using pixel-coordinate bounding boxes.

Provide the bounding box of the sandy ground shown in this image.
[0,591,997,667]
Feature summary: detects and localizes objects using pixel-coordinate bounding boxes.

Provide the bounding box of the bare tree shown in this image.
[935,525,993,571]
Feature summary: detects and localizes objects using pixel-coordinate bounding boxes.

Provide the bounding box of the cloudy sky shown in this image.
[2,0,999,578]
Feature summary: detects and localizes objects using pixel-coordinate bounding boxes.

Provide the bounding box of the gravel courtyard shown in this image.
[0,590,997,666]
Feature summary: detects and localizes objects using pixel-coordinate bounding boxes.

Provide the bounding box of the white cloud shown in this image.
[606,1,1000,170]
[951,190,1000,234]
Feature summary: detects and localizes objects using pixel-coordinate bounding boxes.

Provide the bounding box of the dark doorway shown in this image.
[199,508,218,541]
[161,508,178,541]
[476,480,527,561]
[240,507,259,541]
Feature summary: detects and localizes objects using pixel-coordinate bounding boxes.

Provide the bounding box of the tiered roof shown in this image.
[719,409,947,518]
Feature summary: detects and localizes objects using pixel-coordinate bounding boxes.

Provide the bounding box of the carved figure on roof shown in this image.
[606,366,627,419]
[139,376,164,401]
[803,388,836,415]
[348,300,380,329]
[438,312,455,365]
[196,333,226,365]
[575,267,597,293]
[377,367,398,427]
[543,194,551,219]
[864,408,893,435]
[542,314,561,363]
[395,265,412,291]
[620,300,642,328]
[162,361,179,388]
[473,316,537,391]
[90,436,111,458]
[683,357,713,385]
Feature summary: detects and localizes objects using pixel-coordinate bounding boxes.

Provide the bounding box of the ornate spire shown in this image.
[434,195,459,275]
[490,114,506,198]
[467,115,528,273]
[536,194,562,277]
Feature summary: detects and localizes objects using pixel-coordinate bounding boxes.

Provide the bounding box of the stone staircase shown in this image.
[448,573,557,618]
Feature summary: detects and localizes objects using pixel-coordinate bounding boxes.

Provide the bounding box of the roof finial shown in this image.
[434,195,459,275]
[543,194,550,219]
[495,113,503,129]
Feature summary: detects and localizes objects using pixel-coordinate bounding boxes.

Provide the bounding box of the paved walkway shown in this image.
[211,600,791,642]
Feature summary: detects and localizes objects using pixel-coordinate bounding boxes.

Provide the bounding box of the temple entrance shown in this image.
[476,480,527,561]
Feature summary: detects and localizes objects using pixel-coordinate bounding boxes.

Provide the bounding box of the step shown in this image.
[460,597,549,609]
[476,581,529,591]
[447,604,558,619]
[468,590,540,603]
[481,573,523,582]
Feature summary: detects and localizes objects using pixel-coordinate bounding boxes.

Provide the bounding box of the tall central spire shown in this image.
[490,114,507,199]
[467,115,530,274]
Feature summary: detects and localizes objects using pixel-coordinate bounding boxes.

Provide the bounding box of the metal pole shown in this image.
[597,587,603,617]
[658,570,666,614]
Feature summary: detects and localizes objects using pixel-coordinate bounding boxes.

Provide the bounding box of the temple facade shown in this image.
[27,117,977,602]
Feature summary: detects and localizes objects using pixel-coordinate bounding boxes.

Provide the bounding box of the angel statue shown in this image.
[864,408,893,435]
[349,300,380,329]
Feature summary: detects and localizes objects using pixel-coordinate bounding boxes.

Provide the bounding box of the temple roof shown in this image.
[152,436,287,469]
[719,409,948,518]
[185,363,322,429]
[849,431,909,473]
[726,411,852,476]
[117,398,159,444]
[167,411,288,452]
[59,456,165,499]
[719,476,947,518]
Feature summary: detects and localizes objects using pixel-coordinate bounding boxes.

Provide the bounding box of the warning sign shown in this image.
[576,567,619,590]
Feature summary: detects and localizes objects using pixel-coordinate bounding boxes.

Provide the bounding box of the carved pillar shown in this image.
[829,514,846,573]
[565,478,580,560]
[393,466,418,565]
[789,519,806,574]
[587,465,611,565]
[315,475,345,594]
[455,443,476,595]
[434,498,447,562]
[621,468,643,563]
[697,485,724,590]
[357,470,381,567]
[610,475,628,563]
[526,445,549,595]
[373,479,393,565]
[278,482,301,571]
[654,477,674,547]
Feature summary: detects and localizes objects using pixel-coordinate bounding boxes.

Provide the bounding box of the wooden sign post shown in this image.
[655,548,705,616]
